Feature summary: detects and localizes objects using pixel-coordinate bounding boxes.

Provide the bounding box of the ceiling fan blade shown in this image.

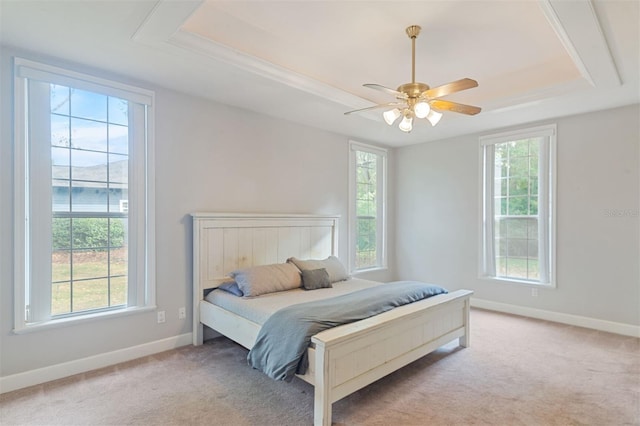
[344,102,405,115]
[430,99,481,115]
[423,78,478,99]
[363,84,407,98]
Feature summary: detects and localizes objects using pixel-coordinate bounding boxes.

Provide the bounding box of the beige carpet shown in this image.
[1,309,639,426]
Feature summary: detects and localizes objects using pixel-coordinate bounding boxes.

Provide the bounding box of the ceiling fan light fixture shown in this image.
[344,25,480,132]
[426,109,443,126]
[383,108,402,125]
[414,101,431,119]
[398,113,413,132]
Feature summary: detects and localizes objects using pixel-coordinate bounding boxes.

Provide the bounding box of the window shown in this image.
[480,125,556,286]
[349,141,387,272]
[14,58,155,331]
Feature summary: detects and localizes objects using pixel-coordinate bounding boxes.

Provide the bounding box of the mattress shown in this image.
[204,277,385,325]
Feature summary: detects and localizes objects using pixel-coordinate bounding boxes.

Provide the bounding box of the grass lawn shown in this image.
[496,257,539,281]
[51,248,127,315]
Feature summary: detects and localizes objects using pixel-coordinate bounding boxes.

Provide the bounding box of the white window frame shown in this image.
[479,124,557,287]
[13,58,156,332]
[348,141,387,273]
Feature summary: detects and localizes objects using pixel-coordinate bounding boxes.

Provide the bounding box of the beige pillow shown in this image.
[287,256,349,284]
[229,263,301,297]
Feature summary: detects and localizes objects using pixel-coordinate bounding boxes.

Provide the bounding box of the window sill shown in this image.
[13,305,157,335]
[479,276,556,289]
[351,266,389,275]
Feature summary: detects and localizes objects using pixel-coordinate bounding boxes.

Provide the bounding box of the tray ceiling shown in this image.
[1,0,638,146]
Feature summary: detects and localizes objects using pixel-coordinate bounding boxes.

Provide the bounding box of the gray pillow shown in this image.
[287,256,349,283]
[301,268,332,290]
[229,263,301,297]
[217,281,243,297]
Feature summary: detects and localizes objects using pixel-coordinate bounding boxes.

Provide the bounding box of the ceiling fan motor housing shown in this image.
[343,24,480,121]
[397,82,430,100]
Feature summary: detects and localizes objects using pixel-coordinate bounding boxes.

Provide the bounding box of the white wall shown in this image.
[395,104,640,328]
[5,43,635,387]
[0,48,395,379]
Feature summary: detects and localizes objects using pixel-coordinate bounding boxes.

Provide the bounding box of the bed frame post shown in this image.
[459,297,471,348]
[193,321,204,346]
[192,215,203,346]
[313,342,332,426]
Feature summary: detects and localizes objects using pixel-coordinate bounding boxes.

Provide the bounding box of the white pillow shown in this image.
[287,256,349,284]
[229,263,301,297]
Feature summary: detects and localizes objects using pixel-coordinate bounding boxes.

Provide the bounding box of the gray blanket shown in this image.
[247,281,447,381]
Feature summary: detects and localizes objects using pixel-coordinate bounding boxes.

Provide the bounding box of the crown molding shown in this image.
[168,29,372,111]
[132,0,374,114]
[539,0,621,88]
[132,0,202,45]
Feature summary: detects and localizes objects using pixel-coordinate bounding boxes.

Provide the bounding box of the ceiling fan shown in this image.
[345,25,481,132]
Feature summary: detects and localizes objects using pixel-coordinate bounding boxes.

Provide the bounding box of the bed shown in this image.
[192,213,473,426]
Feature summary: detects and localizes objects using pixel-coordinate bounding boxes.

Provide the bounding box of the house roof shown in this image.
[53,160,127,190]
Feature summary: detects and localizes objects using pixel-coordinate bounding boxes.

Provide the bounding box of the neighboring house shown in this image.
[52,161,128,213]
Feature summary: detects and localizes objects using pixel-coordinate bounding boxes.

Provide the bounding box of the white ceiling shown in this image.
[1,0,638,147]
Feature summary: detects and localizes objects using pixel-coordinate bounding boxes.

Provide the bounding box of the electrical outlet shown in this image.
[531,288,539,297]
[178,307,186,320]
[157,310,166,323]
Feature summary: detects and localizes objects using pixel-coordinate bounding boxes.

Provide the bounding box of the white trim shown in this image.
[351,266,389,275]
[349,140,388,157]
[538,0,595,87]
[479,124,556,145]
[478,276,555,288]
[348,143,356,272]
[472,298,640,337]
[348,141,388,273]
[13,57,157,329]
[479,124,557,286]
[144,102,157,309]
[13,64,27,328]
[131,0,203,45]
[13,305,156,334]
[170,30,372,112]
[0,333,192,394]
[538,0,621,88]
[15,58,154,105]
[132,0,374,114]
[547,126,558,286]
[191,212,340,220]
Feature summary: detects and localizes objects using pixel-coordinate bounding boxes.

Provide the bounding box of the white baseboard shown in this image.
[0,333,192,394]
[472,298,640,337]
[3,303,637,394]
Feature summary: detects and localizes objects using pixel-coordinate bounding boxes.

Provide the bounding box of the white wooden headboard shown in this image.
[191,213,340,297]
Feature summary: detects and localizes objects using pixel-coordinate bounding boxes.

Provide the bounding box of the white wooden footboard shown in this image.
[310,289,472,426]
[199,289,472,426]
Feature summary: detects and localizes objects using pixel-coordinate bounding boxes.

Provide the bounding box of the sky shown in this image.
[50,85,129,169]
